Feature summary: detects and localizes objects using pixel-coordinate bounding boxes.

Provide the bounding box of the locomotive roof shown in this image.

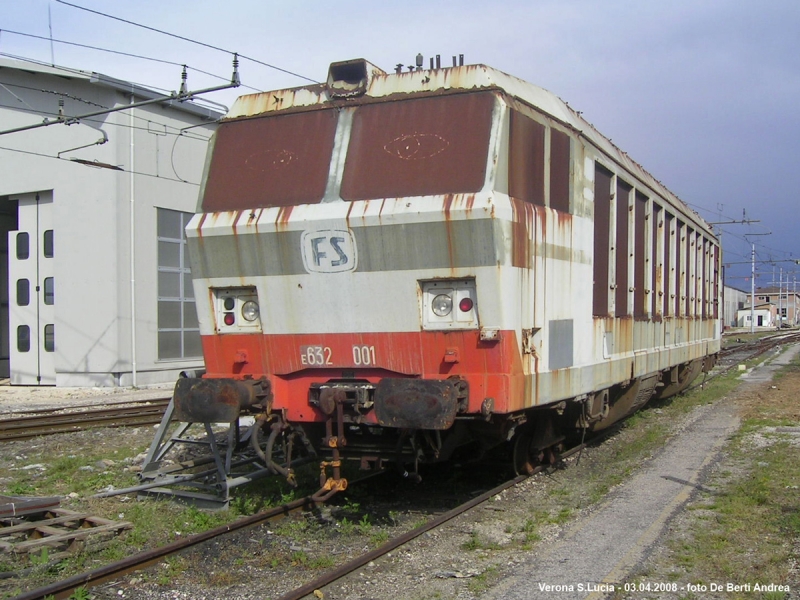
[226,59,712,237]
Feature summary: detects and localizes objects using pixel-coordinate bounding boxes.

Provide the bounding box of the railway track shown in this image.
[0,398,171,442]
[685,331,800,393]
[15,438,593,600]
[12,335,800,598]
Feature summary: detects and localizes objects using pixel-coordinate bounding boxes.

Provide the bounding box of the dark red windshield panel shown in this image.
[201,109,338,210]
[341,92,495,200]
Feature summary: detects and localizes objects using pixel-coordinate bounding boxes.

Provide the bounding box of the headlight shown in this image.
[241,300,260,322]
[432,294,453,317]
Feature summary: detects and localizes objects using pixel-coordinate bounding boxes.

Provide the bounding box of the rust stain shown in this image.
[276,205,294,231]
[465,194,475,214]
[535,204,548,238]
[442,193,456,271]
[344,199,356,229]
[232,210,243,235]
[510,198,535,268]
[196,213,207,239]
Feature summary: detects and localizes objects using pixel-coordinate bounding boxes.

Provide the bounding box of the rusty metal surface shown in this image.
[508,109,545,205]
[651,204,661,317]
[201,109,338,211]
[593,164,613,316]
[173,378,255,423]
[223,60,714,239]
[186,58,724,422]
[664,212,674,316]
[549,128,571,212]
[634,191,648,318]
[685,225,693,316]
[675,219,684,316]
[0,495,60,519]
[615,179,632,317]
[340,92,494,200]
[373,379,460,430]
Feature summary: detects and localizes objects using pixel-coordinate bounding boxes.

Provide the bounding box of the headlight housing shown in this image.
[420,279,478,330]
[432,294,453,317]
[214,287,262,333]
[242,300,260,322]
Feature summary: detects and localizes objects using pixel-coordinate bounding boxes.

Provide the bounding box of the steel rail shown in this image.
[11,496,319,600]
[275,443,589,600]
[689,333,800,393]
[0,396,172,418]
[0,399,170,442]
[11,433,600,600]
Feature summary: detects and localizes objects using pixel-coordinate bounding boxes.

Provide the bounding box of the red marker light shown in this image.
[224,312,235,326]
[459,297,474,312]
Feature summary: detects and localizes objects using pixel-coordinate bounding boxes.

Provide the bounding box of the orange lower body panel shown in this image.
[200,330,527,421]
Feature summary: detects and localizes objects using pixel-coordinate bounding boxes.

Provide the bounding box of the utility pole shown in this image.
[745,232,772,334]
[708,216,760,332]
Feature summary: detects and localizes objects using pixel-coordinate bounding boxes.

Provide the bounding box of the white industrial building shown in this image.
[723,285,749,330]
[0,58,223,386]
[736,303,777,329]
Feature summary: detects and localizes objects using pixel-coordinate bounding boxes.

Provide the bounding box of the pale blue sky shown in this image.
[2,0,798,287]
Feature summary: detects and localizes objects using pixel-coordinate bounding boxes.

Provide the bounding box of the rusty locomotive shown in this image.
[169,57,720,496]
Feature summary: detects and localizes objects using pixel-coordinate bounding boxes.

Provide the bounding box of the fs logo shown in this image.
[300,229,358,273]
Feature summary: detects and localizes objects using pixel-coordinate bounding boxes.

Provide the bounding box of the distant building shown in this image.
[736,302,777,329]
[0,58,222,386]
[753,286,800,326]
[723,285,749,329]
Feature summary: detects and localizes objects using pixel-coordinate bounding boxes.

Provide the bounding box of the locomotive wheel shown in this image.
[513,433,542,475]
[513,434,563,475]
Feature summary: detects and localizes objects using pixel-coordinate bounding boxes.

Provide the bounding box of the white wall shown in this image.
[0,61,218,386]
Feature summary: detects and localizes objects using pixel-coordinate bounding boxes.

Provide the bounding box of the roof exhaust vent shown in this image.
[327,59,386,98]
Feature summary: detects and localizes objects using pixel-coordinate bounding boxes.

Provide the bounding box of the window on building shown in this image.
[17,325,30,352]
[44,277,54,305]
[157,208,201,359]
[44,324,54,352]
[16,232,29,260]
[43,230,54,258]
[16,279,29,306]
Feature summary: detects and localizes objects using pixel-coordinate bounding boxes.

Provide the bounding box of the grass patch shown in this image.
[467,565,500,595]
[650,354,800,595]
[667,439,799,590]
[514,362,772,559]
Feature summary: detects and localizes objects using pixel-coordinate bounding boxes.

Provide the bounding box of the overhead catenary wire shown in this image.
[0,142,200,185]
[0,51,232,116]
[0,100,214,145]
[0,55,239,136]
[55,0,320,84]
[0,29,265,95]
[0,51,175,97]
[0,81,214,141]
